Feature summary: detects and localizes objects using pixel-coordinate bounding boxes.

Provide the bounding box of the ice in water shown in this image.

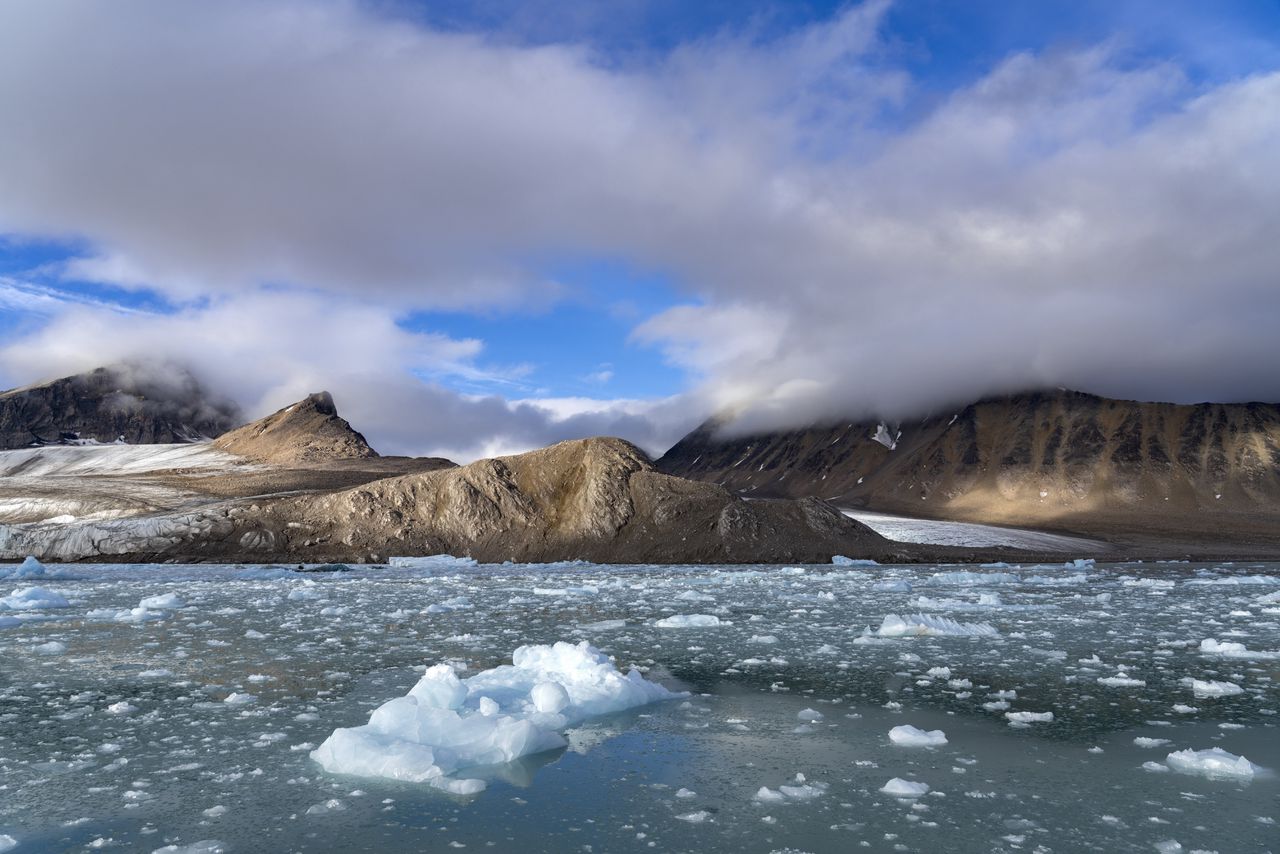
[0,558,1275,852]
[311,640,686,793]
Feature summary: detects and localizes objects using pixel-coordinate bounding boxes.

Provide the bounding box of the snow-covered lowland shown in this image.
[0,557,1275,852]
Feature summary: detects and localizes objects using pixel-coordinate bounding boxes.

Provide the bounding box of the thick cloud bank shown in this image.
[0,0,1277,449]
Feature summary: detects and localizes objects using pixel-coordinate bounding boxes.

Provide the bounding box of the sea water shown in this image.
[0,558,1276,852]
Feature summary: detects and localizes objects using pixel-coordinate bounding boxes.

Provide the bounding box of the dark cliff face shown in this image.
[0,366,241,449]
[657,390,1280,528]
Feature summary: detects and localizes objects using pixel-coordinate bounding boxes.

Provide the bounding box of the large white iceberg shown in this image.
[311,641,686,794]
[1165,748,1259,781]
[874,613,999,638]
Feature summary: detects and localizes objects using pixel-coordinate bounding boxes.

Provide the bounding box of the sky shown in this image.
[0,0,1277,460]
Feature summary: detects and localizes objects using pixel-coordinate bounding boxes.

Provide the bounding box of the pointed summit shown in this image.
[213,392,376,466]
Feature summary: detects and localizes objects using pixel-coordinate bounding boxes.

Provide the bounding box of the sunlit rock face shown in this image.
[658,389,1280,542]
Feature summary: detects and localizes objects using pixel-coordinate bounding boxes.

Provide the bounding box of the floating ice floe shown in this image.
[139,593,185,610]
[1184,679,1244,698]
[1164,748,1259,781]
[872,580,912,593]
[881,778,930,797]
[0,586,70,610]
[578,619,626,631]
[873,613,999,638]
[1199,638,1280,660]
[889,724,947,747]
[831,556,878,566]
[755,773,828,803]
[0,555,74,580]
[150,839,228,853]
[1184,575,1279,586]
[311,641,686,794]
[1005,711,1054,724]
[927,572,1018,586]
[1097,673,1146,687]
[88,604,171,624]
[655,614,725,628]
[387,554,479,570]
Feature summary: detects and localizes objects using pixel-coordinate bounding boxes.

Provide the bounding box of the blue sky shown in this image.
[0,1,1277,458]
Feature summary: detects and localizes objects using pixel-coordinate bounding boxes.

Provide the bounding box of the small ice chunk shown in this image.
[1005,711,1054,724]
[797,708,824,722]
[139,593,184,610]
[832,556,879,566]
[876,613,998,638]
[1,586,71,610]
[150,842,227,854]
[754,786,786,803]
[1186,679,1244,698]
[1097,674,1146,688]
[881,778,930,797]
[889,725,947,747]
[1199,638,1280,660]
[675,810,711,823]
[655,614,724,628]
[530,681,570,714]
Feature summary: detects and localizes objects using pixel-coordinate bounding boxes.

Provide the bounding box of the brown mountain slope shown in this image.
[212,391,376,466]
[184,437,920,564]
[0,365,240,449]
[657,390,1280,544]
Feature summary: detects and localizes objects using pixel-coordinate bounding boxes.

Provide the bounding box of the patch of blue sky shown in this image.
[401,257,689,400]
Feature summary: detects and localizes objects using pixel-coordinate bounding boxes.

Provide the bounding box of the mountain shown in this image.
[0,365,241,449]
[2,387,957,563]
[188,437,913,564]
[212,391,376,466]
[658,389,1280,544]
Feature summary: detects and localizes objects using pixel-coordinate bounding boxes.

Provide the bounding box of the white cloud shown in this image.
[0,0,1277,447]
[0,291,698,460]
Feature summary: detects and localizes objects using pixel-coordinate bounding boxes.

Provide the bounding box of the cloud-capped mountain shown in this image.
[0,365,241,449]
[658,389,1280,545]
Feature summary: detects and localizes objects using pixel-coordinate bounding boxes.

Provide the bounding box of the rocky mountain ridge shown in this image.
[211,391,376,466]
[205,436,907,564]
[657,389,1280,543]
[0,366,241,449]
